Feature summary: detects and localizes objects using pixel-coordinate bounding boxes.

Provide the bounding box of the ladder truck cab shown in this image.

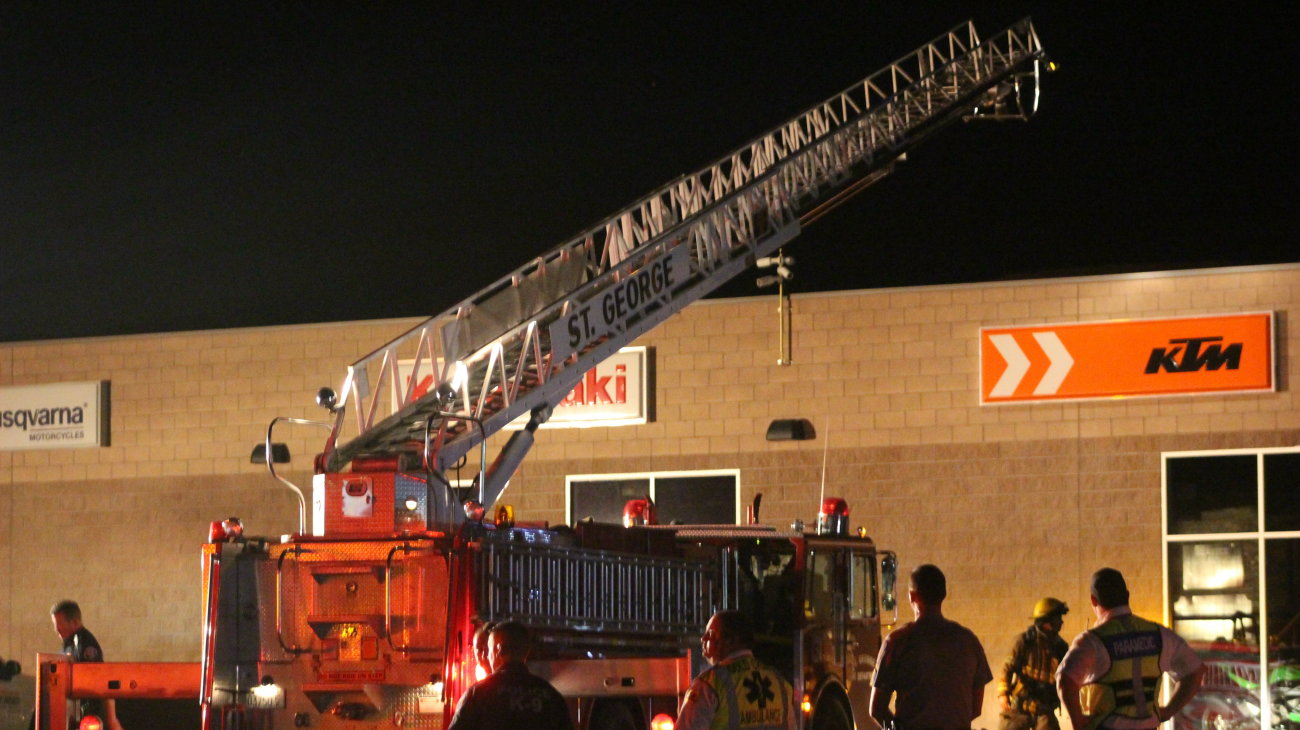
[675,498,903,730]
[202,474,899,730]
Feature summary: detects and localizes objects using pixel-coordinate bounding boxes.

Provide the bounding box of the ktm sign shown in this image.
[1144,336,1241,374]
[980,312,1274,404]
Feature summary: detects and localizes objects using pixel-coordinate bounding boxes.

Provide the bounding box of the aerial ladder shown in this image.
[274,18,1048,528]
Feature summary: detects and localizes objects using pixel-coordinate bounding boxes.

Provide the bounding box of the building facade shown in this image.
[2,263,1297,728]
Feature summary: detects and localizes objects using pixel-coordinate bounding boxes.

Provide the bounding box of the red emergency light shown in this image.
[79,716,103,730]
[622,497,657,527]
[817,497,849,536]
[207,516,243,543]
[651,713,675,730]
[463,500,486,522]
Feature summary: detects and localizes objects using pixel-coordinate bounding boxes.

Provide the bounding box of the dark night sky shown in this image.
[1,4,1295,343]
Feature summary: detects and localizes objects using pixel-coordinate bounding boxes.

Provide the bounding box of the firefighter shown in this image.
[677,609,794,730]
[50,600,123,730]
[997,597,1069,730]
[1057,568,1206,730]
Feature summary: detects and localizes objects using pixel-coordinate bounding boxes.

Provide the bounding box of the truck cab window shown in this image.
[735,541,797,676]
[850,552,877,620]
[806,549,835,620]
[737,542,797,635]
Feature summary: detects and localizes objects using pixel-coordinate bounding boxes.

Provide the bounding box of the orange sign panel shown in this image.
[980,312,1274,404]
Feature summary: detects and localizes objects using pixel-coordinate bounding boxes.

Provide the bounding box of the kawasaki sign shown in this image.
[397,347,652,430]
[0,381,110,451]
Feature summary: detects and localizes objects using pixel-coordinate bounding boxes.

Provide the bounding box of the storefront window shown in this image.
[567,470,738,525]
[1265,539,1300,730]
[1168,540,1259,645]
[1265,540,1300,650]
[1264,454,1300,532]
[1167,454,1257,535]
[656,475,738,525]
[569,477,650,523]
[1166,448,1300,730]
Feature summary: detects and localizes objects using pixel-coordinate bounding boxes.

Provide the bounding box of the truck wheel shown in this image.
[589,701,640,730]
[812,696,854,730]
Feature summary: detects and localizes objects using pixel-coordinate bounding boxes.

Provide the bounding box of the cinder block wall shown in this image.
[2,264,1297,729]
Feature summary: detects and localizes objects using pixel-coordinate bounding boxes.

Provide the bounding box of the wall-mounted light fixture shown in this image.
[765,418,816,441]
[250,442,291,464]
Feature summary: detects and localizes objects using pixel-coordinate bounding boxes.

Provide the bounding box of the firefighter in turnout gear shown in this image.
[1057,568,1206,730]
[677,610,795,730]
[998,597,1069,730]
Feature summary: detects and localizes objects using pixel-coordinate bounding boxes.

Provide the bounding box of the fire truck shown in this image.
[194,490,901,730]
[36,16,1048,730]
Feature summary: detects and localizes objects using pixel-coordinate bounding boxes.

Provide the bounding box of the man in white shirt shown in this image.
[1057,568,1205,730]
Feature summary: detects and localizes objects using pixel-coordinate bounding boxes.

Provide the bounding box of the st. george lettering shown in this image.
[562,250,681,352]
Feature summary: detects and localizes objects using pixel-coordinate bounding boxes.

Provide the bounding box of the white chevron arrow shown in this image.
[1032,331,1074,395]
[989,334,1029,397]
[988,331,1076,398]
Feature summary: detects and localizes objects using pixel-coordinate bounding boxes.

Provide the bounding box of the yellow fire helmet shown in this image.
[1033,597,1069,621]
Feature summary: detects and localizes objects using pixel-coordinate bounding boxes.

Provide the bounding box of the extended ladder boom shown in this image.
[318,18,1046,477]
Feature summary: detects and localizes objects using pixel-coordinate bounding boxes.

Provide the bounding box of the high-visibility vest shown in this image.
[1081,616,1163,730]
[699,655,793,730]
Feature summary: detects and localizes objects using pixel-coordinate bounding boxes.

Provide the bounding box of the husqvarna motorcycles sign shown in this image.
[0,381,110,451]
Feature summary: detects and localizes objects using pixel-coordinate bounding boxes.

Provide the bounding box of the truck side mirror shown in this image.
[880,552,899,626]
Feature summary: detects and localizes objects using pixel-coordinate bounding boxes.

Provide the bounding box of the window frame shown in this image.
[565,468,741,526]
[1162,445,1300,730]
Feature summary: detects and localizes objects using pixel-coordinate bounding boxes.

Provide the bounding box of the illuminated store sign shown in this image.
[399,347,651,429]
[980,312,1274,403]
[534,346,651,428]
[0,381,110,451]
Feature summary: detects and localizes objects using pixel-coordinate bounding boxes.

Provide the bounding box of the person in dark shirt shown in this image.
[50,600,123,730]
[448,621,572,730]
[870,564,992,730]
